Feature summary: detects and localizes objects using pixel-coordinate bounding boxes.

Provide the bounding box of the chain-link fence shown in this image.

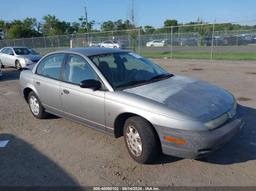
[1,22,256,60]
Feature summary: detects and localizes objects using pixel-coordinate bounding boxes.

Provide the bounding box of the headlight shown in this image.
[204,113,228,130]
[227,101,237,119]
[204,101,237,130]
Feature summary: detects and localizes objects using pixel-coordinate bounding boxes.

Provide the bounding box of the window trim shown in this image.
[35,53,67,81]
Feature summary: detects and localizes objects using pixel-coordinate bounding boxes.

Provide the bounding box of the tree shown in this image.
[42,15,69,36]
[143,25,155,34]
[163,19,178,33]
[114,19,135,30]
[6,18,41,38]
[0,20,5,29]
[101,21,115,31]
[164,19,178,27]
[76,16,95,33]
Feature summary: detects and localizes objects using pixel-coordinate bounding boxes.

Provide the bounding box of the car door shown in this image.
[0,48,9,66]
[105,41,112,48]
[5,48,16,67]
[59,54,105,130]
[34,53,66,114]
[6,48,17,67]
[154,40,161,47]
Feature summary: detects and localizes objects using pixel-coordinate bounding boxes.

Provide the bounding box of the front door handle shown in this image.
[63,89,70,95]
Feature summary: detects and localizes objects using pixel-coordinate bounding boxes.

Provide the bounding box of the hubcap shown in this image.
[29,95,40,116]
[126,125,142,157]
[16,62,21,70]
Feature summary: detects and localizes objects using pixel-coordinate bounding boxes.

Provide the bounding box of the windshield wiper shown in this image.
[150,73,174,81]
[115,80,147,89]
[115,74,173,89]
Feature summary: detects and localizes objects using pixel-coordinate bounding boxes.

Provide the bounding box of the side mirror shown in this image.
[79,79,101,90]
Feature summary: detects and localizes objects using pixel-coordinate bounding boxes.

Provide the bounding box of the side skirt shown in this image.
[45,109,115,137]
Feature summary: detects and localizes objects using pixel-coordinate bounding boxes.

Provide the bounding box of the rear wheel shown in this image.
[123,116,160,164]
[15,60,22,70]
[28,91,48,119]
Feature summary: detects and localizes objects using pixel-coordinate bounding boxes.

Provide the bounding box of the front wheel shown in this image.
[15,60,22,70]
[28,91,48,119]
[0,60,4,68]
[123,116,161,164]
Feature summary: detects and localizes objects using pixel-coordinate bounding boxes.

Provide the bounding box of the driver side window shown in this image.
[63,54,98,85]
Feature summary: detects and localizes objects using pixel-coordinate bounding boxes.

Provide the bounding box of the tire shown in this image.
[15,60,22,70]
[123,116,160,164]
[28,91,48,119]
[0,60,4,68]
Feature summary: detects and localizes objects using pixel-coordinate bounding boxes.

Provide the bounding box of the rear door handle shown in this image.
[63,89,70,95]
[36,81,40,85]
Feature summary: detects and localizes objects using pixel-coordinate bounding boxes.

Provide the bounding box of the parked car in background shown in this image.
[20,47,244,164]
[100,40,123,49]
[146,40,166,47]
[180,37,198,46]
[0,47,42,70]
[89,41,101,47]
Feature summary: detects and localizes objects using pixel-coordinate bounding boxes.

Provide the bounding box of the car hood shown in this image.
[124,75,235,122]
[17,54,41,62]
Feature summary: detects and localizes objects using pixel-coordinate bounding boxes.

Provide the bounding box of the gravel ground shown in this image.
[0,59,256,187]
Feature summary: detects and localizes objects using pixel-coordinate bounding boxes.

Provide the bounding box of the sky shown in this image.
[0,0,256,28]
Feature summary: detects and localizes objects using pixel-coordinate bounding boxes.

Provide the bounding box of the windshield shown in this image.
[89,52,171,89]
[28,49,39,55]
[13,48,30,55]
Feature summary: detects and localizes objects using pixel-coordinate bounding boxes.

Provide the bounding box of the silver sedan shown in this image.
[0,47,41,70]
[19,48,244,163]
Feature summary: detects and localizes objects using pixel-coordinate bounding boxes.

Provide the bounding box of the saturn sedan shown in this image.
[0,47,41,70]
[19,48,244,163]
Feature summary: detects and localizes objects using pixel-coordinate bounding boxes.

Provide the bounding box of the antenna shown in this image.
[84,1,90,45]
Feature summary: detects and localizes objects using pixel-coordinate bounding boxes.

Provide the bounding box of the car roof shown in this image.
[2,46,29,49]
[58,47,129,57]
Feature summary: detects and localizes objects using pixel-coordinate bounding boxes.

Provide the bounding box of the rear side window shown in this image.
[36,54,65,80]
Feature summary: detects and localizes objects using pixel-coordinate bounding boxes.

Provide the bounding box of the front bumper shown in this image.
[156,111,245,159]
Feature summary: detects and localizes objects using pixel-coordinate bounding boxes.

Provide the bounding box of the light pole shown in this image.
[84,2,90,45]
